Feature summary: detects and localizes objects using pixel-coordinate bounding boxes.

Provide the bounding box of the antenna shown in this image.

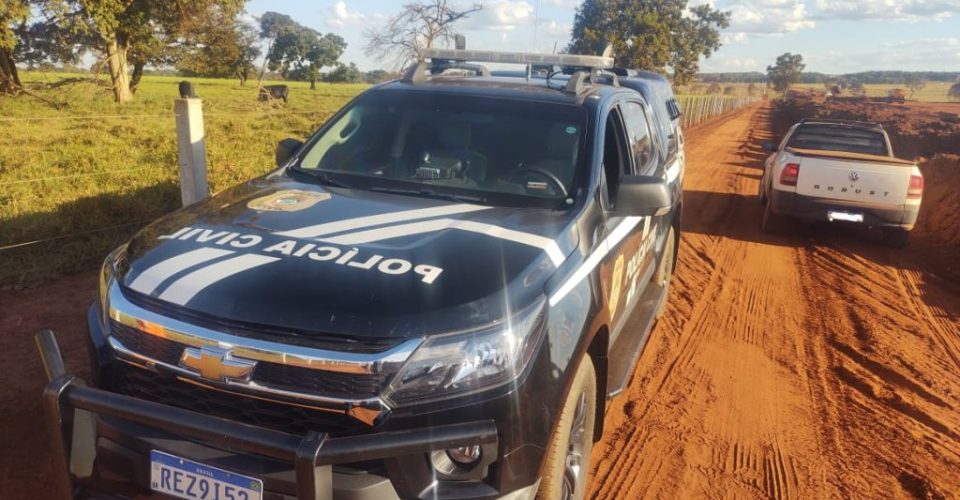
[532,0,540,51]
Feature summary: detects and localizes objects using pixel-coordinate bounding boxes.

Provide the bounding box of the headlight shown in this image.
[99,245,127,320]
[382,298,547,407]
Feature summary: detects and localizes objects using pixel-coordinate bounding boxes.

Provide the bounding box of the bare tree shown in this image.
[364,0,480,69]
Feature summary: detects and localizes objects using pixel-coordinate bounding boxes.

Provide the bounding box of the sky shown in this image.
[246,0,960,74]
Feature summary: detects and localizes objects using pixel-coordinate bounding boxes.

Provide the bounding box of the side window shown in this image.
[602,108,630,205]
[620,101,654,175]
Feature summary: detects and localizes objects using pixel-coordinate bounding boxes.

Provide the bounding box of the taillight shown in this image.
[779,163,800,186]
[907,174,923,199]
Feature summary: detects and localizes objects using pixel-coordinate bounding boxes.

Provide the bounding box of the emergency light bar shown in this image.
[422,48,614,70]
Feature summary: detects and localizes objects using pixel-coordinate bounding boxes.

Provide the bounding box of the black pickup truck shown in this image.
[37,48,684,500]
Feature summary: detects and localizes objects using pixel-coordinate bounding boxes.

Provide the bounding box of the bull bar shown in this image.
[35,329,499,500]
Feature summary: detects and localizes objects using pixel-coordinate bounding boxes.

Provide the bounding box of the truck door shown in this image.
[598,101,657,343]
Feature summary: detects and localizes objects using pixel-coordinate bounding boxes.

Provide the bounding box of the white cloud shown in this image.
[721,31,749,44]
[803,37,960,72]
[327,1,366,28]
[542,0,581,7]
[814,0,960,23]
[538,19,570,37]
[724,0,815,35]
[464,1,535,31]
[700,54,761,72]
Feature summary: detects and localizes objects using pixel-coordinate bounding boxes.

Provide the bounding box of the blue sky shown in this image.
[246,0,960,74]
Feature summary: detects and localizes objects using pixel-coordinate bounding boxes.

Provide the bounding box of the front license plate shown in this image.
[150,450,263,500]
[828,211,864,223]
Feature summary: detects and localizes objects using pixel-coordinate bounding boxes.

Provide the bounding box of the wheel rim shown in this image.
[561,392,588,500]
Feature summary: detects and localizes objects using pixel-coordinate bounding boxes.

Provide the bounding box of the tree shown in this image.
[568,0,730,86]
[53,0,244,102]
[364,69,394,83]
[949,82,960,102]
[847,81,866,97]
[364,0,481,69]
[706,82,721,94]
[904,76,925,99]
[0,0,29,93]
[324,62,363,83]
[177,5,260,86]
[766,53,805,94]
[259,12,346,89]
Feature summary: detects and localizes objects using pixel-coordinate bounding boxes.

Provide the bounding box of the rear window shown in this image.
[787,125,888,155]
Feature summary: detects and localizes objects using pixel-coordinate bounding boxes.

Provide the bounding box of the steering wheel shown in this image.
[511,166,569,198]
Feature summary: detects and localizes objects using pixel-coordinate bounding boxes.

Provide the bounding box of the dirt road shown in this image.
[2,104,958,499]
[587,104,960,499]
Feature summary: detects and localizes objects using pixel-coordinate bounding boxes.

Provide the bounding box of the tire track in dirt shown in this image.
[588,103,960,499]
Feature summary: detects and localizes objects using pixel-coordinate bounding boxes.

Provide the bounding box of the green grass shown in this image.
[789,81,954,102]
[0,72,367,286]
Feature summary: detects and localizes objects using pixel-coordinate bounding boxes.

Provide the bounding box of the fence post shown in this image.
[174,81,208,206]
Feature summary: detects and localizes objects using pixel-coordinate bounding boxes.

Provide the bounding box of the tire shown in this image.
[761,196,781,233]
[758,176,768,205]
[654,226,676,319]
[537,357,597,500]
[882,228,910,248]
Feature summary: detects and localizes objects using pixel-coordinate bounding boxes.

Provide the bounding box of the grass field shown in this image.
[0,72,756,286]
[1,73,366,285]
[789,81,955,102]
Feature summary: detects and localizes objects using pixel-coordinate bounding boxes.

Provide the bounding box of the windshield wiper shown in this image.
[369,186,485,204]
[289,168,351,188]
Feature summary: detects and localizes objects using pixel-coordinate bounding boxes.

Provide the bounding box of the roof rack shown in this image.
[421,48,614,69]
[403,45,617,94]
[799,118,884,130]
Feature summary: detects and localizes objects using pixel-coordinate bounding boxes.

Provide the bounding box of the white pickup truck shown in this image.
[759,119,923,246]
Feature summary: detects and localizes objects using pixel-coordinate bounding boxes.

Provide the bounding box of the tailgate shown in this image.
[795,156,911,206]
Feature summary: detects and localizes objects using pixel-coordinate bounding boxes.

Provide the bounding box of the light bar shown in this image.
[422,48,614,69]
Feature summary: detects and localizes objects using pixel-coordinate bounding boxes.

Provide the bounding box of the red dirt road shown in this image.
[587,104,960,499]
[1,104,958,499]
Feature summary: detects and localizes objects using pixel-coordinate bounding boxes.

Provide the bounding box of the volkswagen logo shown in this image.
[848,171,860,182]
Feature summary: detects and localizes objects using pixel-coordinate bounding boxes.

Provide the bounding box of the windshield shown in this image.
[787,125,889,156]
[296,91,587,206]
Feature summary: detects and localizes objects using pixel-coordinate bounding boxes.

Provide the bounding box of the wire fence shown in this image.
[678,95,762,129]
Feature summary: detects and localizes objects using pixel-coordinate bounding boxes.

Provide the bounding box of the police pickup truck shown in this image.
[37,48,684,500]
[760,119,923,246]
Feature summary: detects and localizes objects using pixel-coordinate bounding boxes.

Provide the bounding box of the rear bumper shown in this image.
[36,330,536,500]
[769,189,918,229]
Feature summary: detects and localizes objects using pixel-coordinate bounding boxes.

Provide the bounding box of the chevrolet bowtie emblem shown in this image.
[179,346,257,383]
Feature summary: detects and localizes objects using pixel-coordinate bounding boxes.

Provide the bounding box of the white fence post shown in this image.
[174,84,208,206]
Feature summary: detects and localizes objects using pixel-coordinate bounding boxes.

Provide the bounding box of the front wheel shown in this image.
[537,357,597,500]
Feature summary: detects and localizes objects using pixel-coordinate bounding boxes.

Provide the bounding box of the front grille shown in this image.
[112,363,373,437]
[109,320,390,399]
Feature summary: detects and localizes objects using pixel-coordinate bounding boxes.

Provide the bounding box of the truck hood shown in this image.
[117,174,578,339]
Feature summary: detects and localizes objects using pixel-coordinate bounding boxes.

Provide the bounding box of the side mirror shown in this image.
[276,138,304,167]
[761,141,776,153]
[613,175,672,216]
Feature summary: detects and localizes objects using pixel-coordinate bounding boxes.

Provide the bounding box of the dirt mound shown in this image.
[915,154,960,246]
[773,98,960,159]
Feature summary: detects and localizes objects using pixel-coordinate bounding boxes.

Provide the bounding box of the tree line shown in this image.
[3,0,739,103]
[0,0,370,102]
